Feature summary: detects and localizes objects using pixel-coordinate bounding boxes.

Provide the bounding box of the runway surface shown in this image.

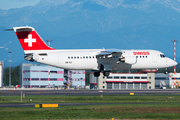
[0,89,180,96]
[0,102,165,108]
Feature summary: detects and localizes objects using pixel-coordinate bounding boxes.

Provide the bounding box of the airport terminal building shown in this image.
[90,72,154,89]
[90,72,180,89]
[20,63,85,88]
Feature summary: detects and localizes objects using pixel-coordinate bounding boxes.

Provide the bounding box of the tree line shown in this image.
[3,66,20,86]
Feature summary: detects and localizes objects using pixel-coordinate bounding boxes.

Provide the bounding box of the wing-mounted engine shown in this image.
[119,56,137,65]
[24,53,39,62]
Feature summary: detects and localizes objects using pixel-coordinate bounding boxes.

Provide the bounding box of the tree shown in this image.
[3,65,20,86]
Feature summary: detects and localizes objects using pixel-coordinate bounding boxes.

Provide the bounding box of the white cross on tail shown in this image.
[24,34,36,47]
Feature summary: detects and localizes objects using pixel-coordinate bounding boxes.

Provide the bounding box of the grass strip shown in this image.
[0,95,180,103]
[0,104,180,119]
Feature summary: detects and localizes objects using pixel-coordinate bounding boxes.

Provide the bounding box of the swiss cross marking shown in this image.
[24,34,36,47]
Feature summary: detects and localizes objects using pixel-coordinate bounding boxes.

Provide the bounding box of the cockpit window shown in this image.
[160,54,165,58]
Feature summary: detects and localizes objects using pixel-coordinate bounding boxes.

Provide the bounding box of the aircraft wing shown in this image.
[97,49,123,56]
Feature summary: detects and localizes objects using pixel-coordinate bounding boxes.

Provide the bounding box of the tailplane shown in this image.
[13,26,55,52]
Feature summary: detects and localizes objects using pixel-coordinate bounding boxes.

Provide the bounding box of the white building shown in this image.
[90,71,180,89]
[0,61,3,88]
[20,63,85,88]
[90,72,155,89]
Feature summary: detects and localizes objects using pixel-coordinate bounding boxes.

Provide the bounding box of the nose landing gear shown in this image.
[164,68,168,74]
[164,71,168,74]
[93,71,110,77]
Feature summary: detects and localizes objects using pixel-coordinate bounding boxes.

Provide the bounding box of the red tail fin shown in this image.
[13,26,55,51]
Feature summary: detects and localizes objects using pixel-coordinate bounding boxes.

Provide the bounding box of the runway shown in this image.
[0,102,166,108]
[0,89,180,96]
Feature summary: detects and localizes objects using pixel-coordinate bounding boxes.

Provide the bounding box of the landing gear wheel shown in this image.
[164,71,168,74]
[103,71,110,77]
[94,72,100,77]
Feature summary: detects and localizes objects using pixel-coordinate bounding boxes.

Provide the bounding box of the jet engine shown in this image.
[119,56,137,64]
[24,53,39,62]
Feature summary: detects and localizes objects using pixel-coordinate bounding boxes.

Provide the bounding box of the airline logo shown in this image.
[133,52,150,55]
[24,34,36,47]
[14,28,55,50]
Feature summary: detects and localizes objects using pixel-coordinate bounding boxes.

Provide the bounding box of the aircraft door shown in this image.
[58,54,63,64]
[152,54,157,63]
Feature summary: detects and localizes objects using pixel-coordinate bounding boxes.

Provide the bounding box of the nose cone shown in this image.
[173,61,178,66]
[167,58,177,67]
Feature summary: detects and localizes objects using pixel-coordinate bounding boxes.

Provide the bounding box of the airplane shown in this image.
[11,26,177,77]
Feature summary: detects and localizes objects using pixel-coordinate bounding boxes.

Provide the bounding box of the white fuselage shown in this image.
[25,49,176,71]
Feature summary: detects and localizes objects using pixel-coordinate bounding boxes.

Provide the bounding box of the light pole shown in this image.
[46,39,52,88]
[46,39,53,46]
[9,50,12,87]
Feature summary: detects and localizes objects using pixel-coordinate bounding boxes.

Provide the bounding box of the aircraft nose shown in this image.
[167,58,177,66]
[173,61,178,66]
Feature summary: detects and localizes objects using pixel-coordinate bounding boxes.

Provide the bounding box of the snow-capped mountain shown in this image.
[0,0,180,66]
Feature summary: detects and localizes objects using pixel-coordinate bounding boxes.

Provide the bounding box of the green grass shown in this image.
[0,95,180,119]
[0,95,180,103]
[0,104,180,119]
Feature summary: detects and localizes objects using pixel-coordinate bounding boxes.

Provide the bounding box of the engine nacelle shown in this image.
[119,56,137,64]
[24,53,39,62]
[24,53,34,62]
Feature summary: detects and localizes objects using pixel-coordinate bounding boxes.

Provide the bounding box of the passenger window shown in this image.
[83,56,85,59]
[74,57,76,59]
[136,56,138,58]
[68,57,70,59]
[89,56,91,59]
[86,56,88,59]
[77,57,79,59]
[71,57,73,59]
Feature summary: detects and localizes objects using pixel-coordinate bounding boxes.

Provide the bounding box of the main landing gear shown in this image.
[93,71,110,77]
[94,64,110,77]
[94,72,100,77]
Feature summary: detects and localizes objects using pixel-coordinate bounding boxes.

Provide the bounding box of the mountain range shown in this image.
[0,0,180,67]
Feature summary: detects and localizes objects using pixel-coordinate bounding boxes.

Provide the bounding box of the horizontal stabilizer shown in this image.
[13,26,34,32]
[4,29,14,31]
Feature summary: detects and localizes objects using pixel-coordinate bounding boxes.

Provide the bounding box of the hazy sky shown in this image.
[0,0,40,10]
